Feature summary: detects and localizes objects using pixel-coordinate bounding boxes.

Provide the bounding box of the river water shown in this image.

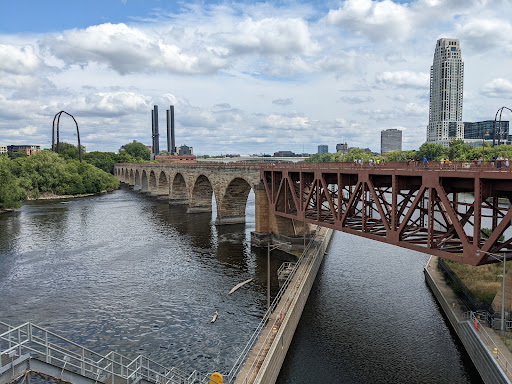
[0,186,482,383]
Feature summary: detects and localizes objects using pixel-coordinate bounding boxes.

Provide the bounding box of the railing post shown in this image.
[81,347,85,375]
[17,328,21,356]
[45,331,50,363]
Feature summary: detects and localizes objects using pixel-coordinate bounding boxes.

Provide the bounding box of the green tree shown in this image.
[416,143,447,161]
[122,141,151,160]
[0,155,25,209]
[56,142,86,160]
[7,151,28,160]
[83,151,117,174]
[447,140,473,161]
[115,151,136,164]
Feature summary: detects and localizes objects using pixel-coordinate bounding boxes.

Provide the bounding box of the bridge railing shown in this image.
[463,311,512,375]
[226,226,322,383]
[262,160,512,172]
[0,321,207,384]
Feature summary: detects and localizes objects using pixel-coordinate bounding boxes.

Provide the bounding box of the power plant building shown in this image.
[381,129,402,154]
[427,38,464,147]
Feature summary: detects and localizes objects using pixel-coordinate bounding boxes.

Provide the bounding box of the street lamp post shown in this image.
[476,250,507,336]
[267,240,291,311]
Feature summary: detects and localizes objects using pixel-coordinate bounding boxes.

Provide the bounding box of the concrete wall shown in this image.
[424,264,510,384]
[254,228,334,384]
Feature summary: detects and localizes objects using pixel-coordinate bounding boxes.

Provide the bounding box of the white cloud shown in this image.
[457,17,512,53]
[221,17,319,56]
[272,98,293,106]
[339,95,374,104]
[0,44,43,74]
[43,23,224,75]
[326,0,413,42]
[376,71,430,89]
[482,78,512,98]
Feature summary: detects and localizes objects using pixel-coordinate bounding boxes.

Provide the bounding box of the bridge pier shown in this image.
[187,205,211,214]
[215,215,245,225]
[168,198,188,205]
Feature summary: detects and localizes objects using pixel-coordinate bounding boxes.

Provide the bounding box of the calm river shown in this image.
[0,186,482,383]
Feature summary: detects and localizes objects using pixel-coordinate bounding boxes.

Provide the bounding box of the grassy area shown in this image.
[444,259,512,304]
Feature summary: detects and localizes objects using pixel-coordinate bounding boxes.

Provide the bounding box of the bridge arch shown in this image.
[134,170,141,189]
[170,173,188,204]
[141,170,149,192]
[216,177,253,224]
[157,171,169,195]
[188,175,213,213]
[148,170,157,193]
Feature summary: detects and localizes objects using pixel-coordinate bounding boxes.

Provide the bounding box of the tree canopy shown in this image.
[123,141,151,160]
[0,151,119,209]
[306,142,512,163]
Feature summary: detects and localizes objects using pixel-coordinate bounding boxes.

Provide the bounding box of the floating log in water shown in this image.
[228,278,253,295]
[211,310,218,323]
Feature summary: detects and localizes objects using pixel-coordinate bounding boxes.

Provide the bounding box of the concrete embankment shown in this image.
[424,256,512,384]
[233,227,333,384]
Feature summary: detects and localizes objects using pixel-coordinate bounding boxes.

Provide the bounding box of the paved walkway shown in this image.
[234,227,330,384]
[426,256,512,381]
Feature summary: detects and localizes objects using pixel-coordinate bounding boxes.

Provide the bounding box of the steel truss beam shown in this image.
[262,165,512,265]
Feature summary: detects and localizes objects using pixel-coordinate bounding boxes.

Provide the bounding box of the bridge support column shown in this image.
[187,205,211,213]
[169,198,188,205]
[215,215,245,225]
[251,183,304,247]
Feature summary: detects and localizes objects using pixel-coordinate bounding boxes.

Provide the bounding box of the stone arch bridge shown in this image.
[114,163,302,243]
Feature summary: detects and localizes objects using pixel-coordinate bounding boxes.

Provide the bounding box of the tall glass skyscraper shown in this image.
[427,38,464,147]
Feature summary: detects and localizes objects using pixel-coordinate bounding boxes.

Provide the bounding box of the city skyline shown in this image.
[0,0,511,155]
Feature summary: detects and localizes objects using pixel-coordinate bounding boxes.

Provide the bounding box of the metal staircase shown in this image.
[0,322,209,384]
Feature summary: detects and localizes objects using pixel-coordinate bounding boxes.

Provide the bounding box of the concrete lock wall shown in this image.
[253,228,334,384]
[424,260,510,384]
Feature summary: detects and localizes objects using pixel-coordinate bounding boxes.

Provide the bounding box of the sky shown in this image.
[0,0,511,156]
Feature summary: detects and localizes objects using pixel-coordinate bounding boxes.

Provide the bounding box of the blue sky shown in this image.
[1,0,511,155]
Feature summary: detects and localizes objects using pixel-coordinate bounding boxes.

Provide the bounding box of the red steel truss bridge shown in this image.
[261,162,512,266]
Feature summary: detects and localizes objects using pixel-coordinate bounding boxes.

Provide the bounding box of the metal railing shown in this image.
[226,226,323,383]
[463,311,512,375]
[438,258,493,314]
[277,262,295,278]
[262,160,512,172]
[0,321,207,384]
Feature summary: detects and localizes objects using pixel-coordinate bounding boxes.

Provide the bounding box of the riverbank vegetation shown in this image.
[306,140,512,163]
[444,259,509,304]
[0,150,119,210]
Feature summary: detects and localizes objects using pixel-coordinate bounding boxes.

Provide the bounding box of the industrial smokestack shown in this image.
[170,105,175,156]
[153,105,159,155]
[151,108,155,158]
[166,109,171,154]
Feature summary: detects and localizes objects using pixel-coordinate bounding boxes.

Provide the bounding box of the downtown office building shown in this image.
[381,128,402,154]
[427,38,464,147]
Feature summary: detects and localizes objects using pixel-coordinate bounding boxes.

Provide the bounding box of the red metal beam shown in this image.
[261,163,512,266]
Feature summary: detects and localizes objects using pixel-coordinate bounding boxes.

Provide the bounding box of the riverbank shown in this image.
[0,190,114,214]
[425,256,512,383]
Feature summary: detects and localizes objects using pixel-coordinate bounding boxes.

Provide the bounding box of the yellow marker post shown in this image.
[211,372,223,384]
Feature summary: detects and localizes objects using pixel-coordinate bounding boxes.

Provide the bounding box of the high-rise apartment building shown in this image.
[381,129,402,154]
[427,38,464,147]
